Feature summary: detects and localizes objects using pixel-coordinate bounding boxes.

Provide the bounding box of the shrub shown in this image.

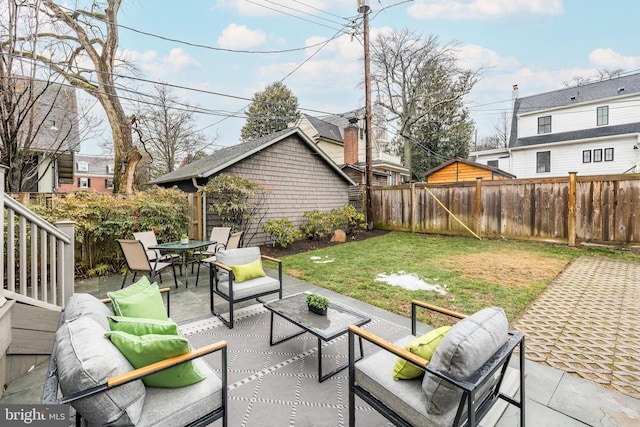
[261,218,302,248]
[30,187,189,274]
[300,210,333,240]
[331,205,367,235]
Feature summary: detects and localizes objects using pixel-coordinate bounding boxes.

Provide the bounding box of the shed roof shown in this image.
[148,127,356,186]
[424,158,516,179]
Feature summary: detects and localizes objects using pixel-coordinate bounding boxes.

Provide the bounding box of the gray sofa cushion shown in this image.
[56,316,146,425]
[421,307,508,417]
[136,358,223,427]
[355,335,442,427]
[64,293,113,330]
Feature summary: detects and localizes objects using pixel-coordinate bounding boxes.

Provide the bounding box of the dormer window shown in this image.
[106,164,114,173]
[77,161,89,172]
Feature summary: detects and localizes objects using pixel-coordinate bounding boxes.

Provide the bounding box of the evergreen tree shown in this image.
[240,82,300,142]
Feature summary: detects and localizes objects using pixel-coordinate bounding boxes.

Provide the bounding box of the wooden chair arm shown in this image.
[213,261,232,272]
[261,255,282,263]
[108,340,227,388]
[100,287,171,304]
[348,325,428,369]
[412,300,467,319]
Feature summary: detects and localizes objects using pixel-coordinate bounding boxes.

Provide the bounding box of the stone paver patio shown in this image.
[513,255,640,399]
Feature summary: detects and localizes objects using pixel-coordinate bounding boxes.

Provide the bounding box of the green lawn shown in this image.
[278,231,639,326]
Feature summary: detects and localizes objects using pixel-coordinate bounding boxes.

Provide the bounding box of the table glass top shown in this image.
[149,240,213,250]
[263,293,371,340]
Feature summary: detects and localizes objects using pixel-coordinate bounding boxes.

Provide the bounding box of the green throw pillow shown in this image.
[108,276,152,301]
[393,326,451,380]
[108,316,179,336]
[105,331,205,388]
[230,258,266,283]
[110,283,168,321]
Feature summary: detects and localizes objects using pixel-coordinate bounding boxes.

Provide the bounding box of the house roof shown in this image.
[319,108,364,139]
[424,157,516,179]
[302,114,343,143]
[74,154,114,176]
[148,127,356,186]
[510,72,640,148]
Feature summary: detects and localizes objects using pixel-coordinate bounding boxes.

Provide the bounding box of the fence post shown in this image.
[474,177,483,236]
[410,182,416,233]
[568,172,577,247]
[56,220,75,306]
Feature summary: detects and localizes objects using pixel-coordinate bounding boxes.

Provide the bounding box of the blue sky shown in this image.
[82,0,640,155]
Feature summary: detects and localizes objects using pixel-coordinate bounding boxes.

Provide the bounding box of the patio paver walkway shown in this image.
[513,255,640,399]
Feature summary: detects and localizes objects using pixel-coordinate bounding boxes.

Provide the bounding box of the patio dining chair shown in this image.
[133,230,179,264]
[117,239,178,289]
[192,227,232,272]
[200,231,243,266]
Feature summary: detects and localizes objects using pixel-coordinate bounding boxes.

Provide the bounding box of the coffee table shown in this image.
[260,292,371,382]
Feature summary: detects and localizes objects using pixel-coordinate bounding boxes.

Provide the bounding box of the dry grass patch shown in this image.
[443,250,567,288]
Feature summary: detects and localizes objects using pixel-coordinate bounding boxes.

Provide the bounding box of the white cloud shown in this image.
[589,48,640,71]
[120,48,200,79]
[217,23,267,49]
[408,0,563,20]
[456,44,520,70]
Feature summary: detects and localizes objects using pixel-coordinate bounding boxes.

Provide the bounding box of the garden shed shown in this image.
[424,158,516,183]
[149,128,356,246]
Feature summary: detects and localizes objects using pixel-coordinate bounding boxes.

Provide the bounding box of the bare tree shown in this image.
[476,111,509,151]
[132,84,211,180]
[370,29,481,180]
[11,0,140,193]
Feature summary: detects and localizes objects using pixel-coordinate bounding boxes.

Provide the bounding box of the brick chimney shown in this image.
[344,124,359,165]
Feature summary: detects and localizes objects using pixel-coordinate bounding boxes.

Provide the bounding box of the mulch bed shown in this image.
[259,229,389,258]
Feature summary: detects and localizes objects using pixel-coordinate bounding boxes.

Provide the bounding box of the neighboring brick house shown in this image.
[471,73,640,178]
[149,128,356,246]
[58,154,115,193]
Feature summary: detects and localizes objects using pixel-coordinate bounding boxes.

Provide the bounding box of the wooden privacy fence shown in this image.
[371,173,640,245]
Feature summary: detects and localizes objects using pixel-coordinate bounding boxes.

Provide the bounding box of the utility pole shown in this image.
[358,0,374,230]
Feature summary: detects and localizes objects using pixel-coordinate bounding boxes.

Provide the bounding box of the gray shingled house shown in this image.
[149,127,356,246]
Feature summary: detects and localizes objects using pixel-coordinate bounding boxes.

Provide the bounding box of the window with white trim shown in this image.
[77,161,89,172]
[537,116,551,134]
[597,106,609,126]
[78,177,90,188]
[536,151,550,173]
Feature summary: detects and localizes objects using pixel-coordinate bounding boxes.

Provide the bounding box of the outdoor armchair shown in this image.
[348,300,525,427]
[210,246,282,328]
[117,239,178,289]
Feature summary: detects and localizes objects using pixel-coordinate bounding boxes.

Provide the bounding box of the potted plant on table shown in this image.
[180,233,189,244]
[306,293,330,315]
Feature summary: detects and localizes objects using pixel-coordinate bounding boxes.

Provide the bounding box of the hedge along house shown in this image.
[148,127,356,246]
[424,158,516,183]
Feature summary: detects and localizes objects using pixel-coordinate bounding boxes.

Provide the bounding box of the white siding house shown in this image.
[471,73,640,178]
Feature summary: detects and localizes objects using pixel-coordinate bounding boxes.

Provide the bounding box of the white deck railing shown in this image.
[1,166,74,311]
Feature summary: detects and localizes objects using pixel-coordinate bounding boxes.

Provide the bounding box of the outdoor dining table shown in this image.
[149,239,214,288]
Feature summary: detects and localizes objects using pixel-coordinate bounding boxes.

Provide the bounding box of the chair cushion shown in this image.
[108,316,180,336]
[217,275,281,300]
[135,358,223,427]
[421,307,508,416]
[64,293,113,330]
[109,283,168,321]
[105,331,206,388]
[56,316,145,425]
[355,335,438,427]
[216,247,261,282]
[393,326,451,380]
[231,258,266,283]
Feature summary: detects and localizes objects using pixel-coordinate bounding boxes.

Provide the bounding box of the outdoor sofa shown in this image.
[42,281,227,427]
